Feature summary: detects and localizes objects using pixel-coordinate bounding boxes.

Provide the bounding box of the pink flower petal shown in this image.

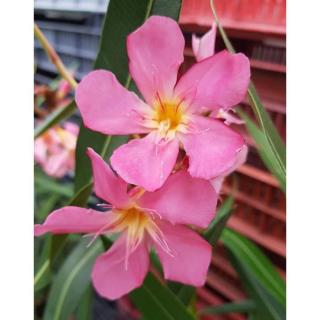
[217,109,245,125]
[180,116,245,180]
[222,144,248,176]
[154,221,211,286]
[138,169,217,228]
[87,148,129,208]
[127,16,185,104]
[192,23,217,62]
[43,150,71,178]
[34,207,109,236]
[64,122,79,135]
[211,176,224,195]
[92,236,149,300]
[211,145,248,193]
[75,70,150,135]
[111,133,179,191]
[34,138,47,165]
[175,50,250,114]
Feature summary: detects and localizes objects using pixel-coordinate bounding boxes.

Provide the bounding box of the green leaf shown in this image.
[49,182,95,262]
[44,239,103,320]
[238,110,285,192]
[151,249,196,308]
[70,181,94,207]
[175,285,196,307]
[34,175,100,288]
[76,286,93,320]
[227,253,285,320]
[200,299,255,315]
[34,101,76,139]
[204,196,234,245]
[34,173,73,198]
[221,229,286,306]
[209,0,286,186]
[34,235,52,292]
[246,84,286,175]
[130,273,195,320]
[37,195,60,220]
[74,133,127,193]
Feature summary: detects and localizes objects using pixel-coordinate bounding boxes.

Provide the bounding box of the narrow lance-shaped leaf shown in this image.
[221,228,286,306]
[227,251,285,320]
[130,273,195,320]
[237,109,285,192]
[75,285,93,320]
[44,239,104,320]
[34,181,97,287]
[34,101,76,139]
[204,195,234,245]
[34,235,52,292]
[199,299,256,315]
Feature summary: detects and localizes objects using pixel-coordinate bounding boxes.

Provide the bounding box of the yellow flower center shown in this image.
[154,100,184,131]
[109,205,172,267]
[143,99,189,139]
[113,206,152,245]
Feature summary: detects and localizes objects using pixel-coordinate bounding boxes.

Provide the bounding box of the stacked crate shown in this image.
[180,0,286,317]
[34,2,107,81]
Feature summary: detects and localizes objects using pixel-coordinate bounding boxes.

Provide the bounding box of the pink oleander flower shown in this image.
[75,16,250,191]
[35,148,217,300]
[34,122,79,178]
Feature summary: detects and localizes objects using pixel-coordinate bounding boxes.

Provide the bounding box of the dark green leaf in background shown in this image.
[204,196,234,245]
[222,228,286,307]
[200,299,255,315]
[130,273,195,320]
[74,133,127,193]
[76,286,93,320]
[34,171,73,199]
[238,110,286,192]
[34,101,77,139]
[227,252,285,320]
[34,235,52,292]
[44,239,103,320]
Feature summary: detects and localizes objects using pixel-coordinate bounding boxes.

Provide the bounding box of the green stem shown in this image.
[34,23,78,89]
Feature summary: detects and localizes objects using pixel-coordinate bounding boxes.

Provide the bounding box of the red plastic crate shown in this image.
[180,0,286,35]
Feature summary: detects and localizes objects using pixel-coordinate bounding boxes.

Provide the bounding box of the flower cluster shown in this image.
[35,16,250,300]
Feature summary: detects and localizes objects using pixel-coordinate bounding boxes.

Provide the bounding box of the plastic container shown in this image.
[34,18,101,78]
[34,0,109,13]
